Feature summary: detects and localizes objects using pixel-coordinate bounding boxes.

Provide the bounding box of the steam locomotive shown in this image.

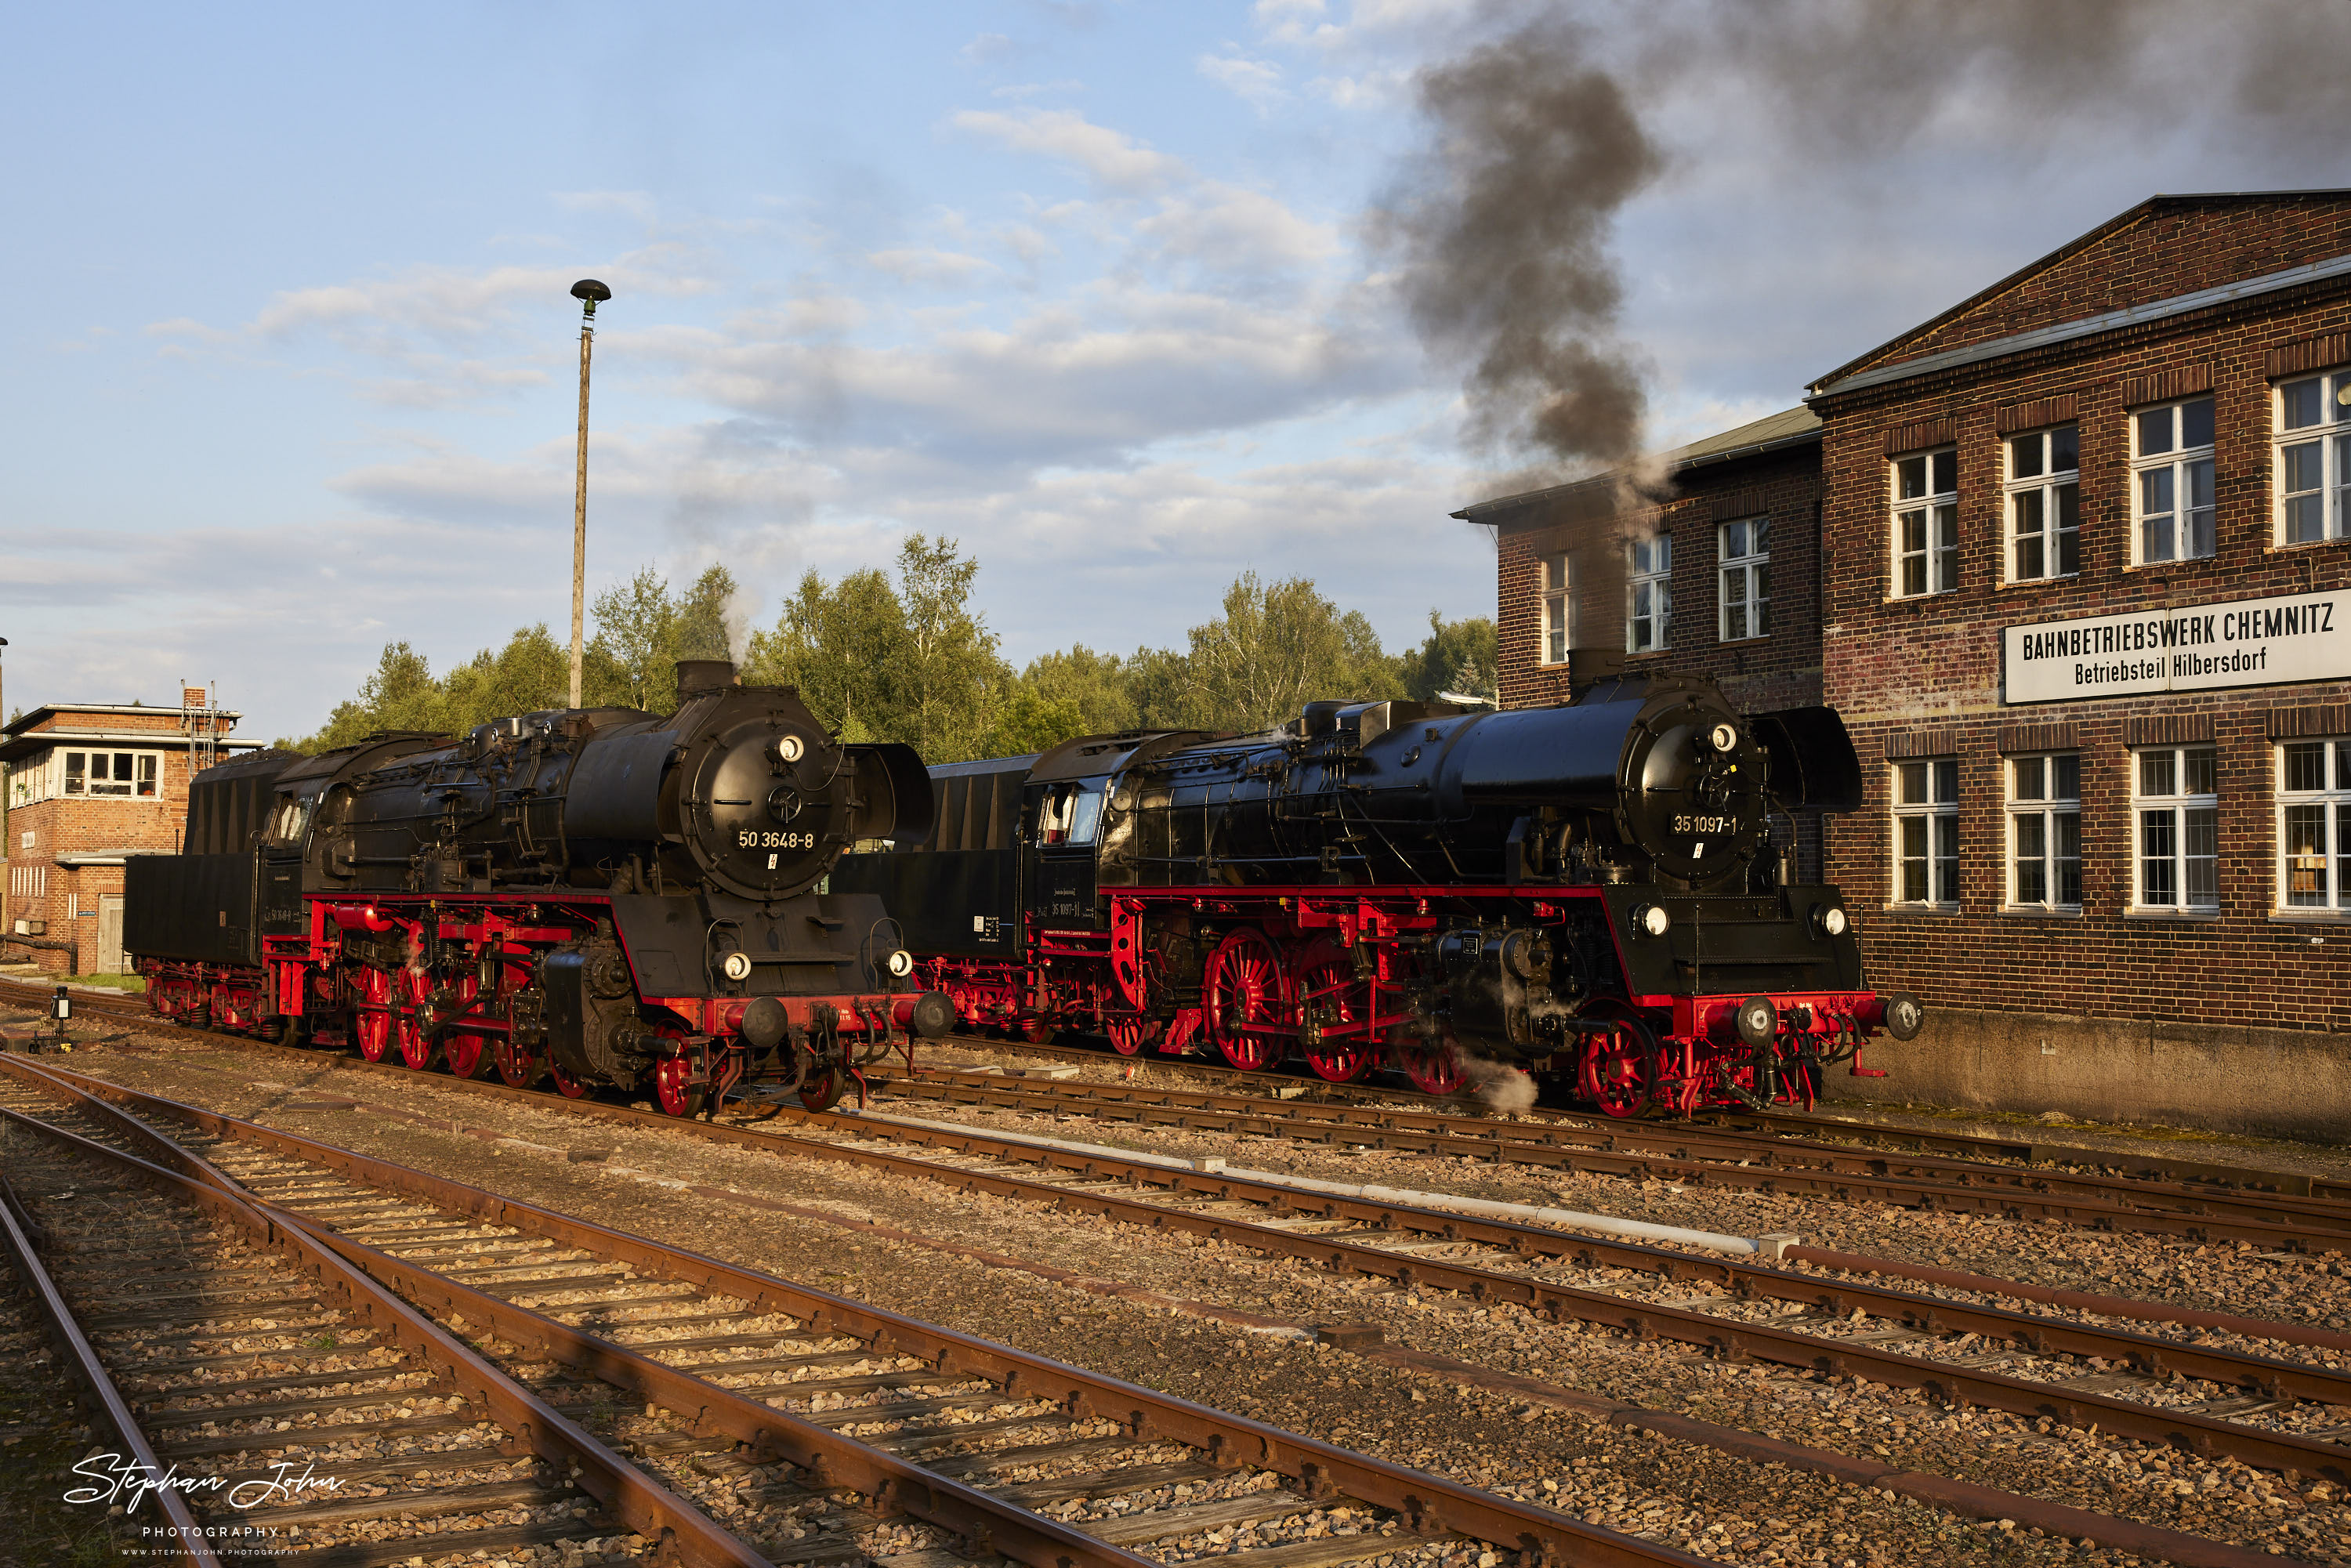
[831,676,1921,1115]
[126,660,953,1113]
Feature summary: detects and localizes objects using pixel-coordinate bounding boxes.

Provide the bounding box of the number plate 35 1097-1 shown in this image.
[1672,814,1735,835]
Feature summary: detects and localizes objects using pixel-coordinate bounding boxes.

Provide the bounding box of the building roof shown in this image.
[1449,404,1820,523]
[1806,190,2351,398]
[5,702,243,735]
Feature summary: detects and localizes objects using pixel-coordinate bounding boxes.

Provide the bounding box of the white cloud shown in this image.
[952,107,1186,196]
[866,248,997,284]
[1198,49,1288,111]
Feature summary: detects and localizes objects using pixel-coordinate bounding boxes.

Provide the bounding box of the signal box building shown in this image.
[1,691,261,976]
[1481,190,2351,1135]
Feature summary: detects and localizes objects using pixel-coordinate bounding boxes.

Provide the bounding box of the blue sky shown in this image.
[5,0,2344,738]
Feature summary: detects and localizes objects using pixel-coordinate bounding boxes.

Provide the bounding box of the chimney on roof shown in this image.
[182,687,207,710]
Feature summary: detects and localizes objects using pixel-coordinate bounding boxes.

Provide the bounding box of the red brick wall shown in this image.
[1496,443,1825,715]
[1837,194,2351,380]
[5,714,214,974]
[1814,208,2351,1033]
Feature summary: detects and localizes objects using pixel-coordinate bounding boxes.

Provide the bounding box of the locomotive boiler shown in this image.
[831,676,1922,1115]
[127,660,953,1112]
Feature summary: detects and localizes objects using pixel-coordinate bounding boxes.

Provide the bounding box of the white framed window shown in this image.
[1892,447,1958,597]
[1538,552,1570,665]
[1626,536,1672,653]
[61,750,158,799]
[2275,369,2351,545]
[1718,518,1770,642]
[2278,739,2351,911]
[2005,425,2080,581]
[2132,395,2215,563]
[2006,753,2081,910]
[1892,758,1959,906]
[2133,744,2217,911]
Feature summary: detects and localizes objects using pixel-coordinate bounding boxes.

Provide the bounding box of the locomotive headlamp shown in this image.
[721,951,753,982]
[886,949,915,978]
[1812,904,1849,938]
[1632,903,1671,938]
[1708,722,1738,753]
[773,734,805,766]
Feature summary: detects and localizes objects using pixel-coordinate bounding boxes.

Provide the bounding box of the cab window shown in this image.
[1036,784,1103,847]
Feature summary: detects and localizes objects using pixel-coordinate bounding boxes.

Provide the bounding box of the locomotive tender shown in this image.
[832,675,1922,1115]
[126,660,953,1113]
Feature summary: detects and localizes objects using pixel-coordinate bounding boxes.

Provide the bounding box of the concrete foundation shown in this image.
[1824,1007,2351,1141]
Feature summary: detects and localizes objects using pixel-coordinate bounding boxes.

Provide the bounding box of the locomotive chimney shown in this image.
[675,659,739,701]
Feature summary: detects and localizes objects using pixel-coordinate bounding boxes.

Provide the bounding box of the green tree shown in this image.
[1396,610,1499,704]
[743,536,1007,760]
[294,642,444,751]
[743,566,906,743]
[895,534,1008,761]
[440,624,571,731]
[587,563,740,714]
[1156,573,1406,734]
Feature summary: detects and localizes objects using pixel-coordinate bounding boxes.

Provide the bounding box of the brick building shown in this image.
[1476,190,2351,1132]
[1,692,259,975]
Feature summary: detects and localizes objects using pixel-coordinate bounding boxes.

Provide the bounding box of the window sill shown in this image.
[2123,555,2220,573]
[1717,635,1771,646]
[2124,907,2222,922]
[2267,907,2351,923]
[1996,574,2081,591]
[2269,536,2351,554]
[1882,591,1958,605]
[1999,904,2082,918]
[1882,902,1962,914]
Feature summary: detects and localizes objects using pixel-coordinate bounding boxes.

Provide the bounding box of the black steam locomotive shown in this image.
[126,661,951,1113]
[832,676,1920,1114]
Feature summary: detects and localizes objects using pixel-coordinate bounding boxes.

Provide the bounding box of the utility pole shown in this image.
[568,278,612,709]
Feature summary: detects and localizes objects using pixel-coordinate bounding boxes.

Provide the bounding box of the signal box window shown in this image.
[2277,370,2351,545]
[1892,447,1958,597]
[2006,426,2080,581]
[1538,552,1570,665]
[1627,536,1672,653]
[2134,745,2217,911]
[63,751,157,799]
[2279,740,2351,910]
[1893,758,1959,907]
[2133,395,2215,563]
[2008,753,2081,910]
[1718,518,1769,642]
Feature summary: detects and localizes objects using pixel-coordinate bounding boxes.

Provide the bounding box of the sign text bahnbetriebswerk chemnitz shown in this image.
[2003,590,2351,704]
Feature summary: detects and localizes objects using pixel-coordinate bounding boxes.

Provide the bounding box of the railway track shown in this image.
[25,986,2351,1558]
[41,1023,2351,1489]
[0,1051,1749,1568]
[16,976,2342,1217]
[862,1063,2351,1252]
[0,1074,770,1566]
[900,1027,2351,1206]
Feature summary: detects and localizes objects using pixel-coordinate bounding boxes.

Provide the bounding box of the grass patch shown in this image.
[60,975,145,993]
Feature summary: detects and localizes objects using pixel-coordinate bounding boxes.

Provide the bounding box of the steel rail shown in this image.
[7,1059,1716,1568]
[0,1094,778,1568]
[34,1056,2351,1493]
[0,1153,221,1568]
[0,1059,1165,1568]
[40,979,2351,1226]
[882,1065,2351,1240]
[911,1026,2351,1204]
[16,976,2349,1204]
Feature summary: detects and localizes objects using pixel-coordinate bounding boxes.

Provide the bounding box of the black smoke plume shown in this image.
[1381,16,1661,475]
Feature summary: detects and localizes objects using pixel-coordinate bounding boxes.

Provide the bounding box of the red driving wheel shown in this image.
[548,1060,589,1099]
[353,969,393,1063]
[1201,929,1291,1072]
[395,970,436,1070]
[1291,943,1374,1084]
[1396,1030,1469,1096]
[494,1038,542,1088]
[1578,1010,1661,1120]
